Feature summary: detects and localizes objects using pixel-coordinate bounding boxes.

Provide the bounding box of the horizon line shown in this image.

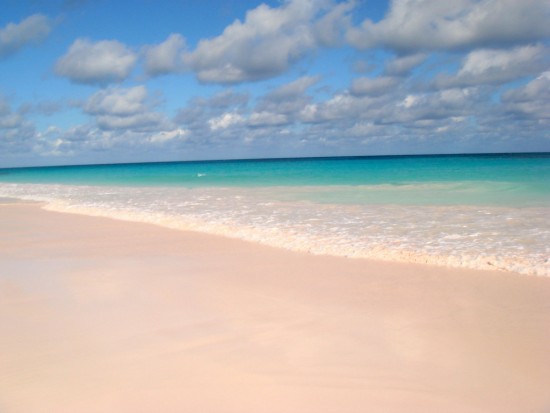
[2,150,550,170]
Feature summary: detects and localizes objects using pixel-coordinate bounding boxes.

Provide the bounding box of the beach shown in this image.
[2,0,549,409]
[2,155,549,277]
[1,201,549,413]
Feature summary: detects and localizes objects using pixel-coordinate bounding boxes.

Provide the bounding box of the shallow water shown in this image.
[1,154,549,276]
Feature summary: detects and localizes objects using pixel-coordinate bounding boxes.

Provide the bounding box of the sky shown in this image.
[0,0,549,167]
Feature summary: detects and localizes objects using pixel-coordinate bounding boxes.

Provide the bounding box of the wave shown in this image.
[1,183,548,276]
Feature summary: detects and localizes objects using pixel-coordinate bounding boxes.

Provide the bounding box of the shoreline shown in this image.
[1,203,550,412]
[2,189,547,277]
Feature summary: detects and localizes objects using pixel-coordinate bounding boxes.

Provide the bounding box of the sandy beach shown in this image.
[1,201,549,413]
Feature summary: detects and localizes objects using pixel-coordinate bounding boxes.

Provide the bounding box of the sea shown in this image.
[1,153,549,276]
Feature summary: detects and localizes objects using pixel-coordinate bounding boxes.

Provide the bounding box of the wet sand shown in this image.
[1,202,549,413]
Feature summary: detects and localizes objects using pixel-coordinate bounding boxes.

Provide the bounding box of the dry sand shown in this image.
[1,202,549,413]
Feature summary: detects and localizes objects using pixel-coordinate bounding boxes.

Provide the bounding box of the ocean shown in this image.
[1,153,549,276]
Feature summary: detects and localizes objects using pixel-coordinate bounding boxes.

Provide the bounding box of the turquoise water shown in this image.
[1,153,549,206]
[1,153,549,275]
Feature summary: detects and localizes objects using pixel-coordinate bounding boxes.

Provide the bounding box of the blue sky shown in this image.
[1,0,549,167]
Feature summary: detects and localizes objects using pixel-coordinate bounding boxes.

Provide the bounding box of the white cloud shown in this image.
[401,94,419,109]
[350,76,399,96]
[267,75,320,100]
[436,44,547,87]
[0,14,52,59]
[55,38,137,85]
[0,113,23,129]
[208,113,245,130]
[0,97,24,129]
[248,111,289,127]
[312,0,354,46]
[253,76,319,118]
[150,128,188,143]
[460,46,543,76]
[143,33,186,76]
[347,0,550,52]
[19,100,63,116]
[384,53,427,76]
[95,112,167,131]
[175,91,250,135]
[393,88,481,122]
[294,80,485,131]
[11,119,190,165]
[503,72,550,119]
[299,93,360,122]
[83,86,170,131]
[198,90,250,109]
[0,97,37,158]
[183,0,333,84]
[84,86,148,116]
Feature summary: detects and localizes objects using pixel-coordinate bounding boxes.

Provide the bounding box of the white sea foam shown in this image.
[1,183,548,276]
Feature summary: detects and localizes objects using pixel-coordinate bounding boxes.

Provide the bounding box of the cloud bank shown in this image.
[1,0,549,166]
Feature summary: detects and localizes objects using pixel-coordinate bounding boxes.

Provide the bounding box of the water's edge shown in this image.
[2,184,548,277]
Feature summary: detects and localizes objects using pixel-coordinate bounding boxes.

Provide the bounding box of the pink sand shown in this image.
[1,202,549,412]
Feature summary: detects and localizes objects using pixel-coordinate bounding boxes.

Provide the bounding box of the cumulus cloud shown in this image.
[312,0,354,46]
[254,76,319,118]
[198,90,249,109]
[175,90,249,133]
[502,72,550,120]
[0,98,25,129]
[296,80,486,131]
[183,0,339,84]
[19,100,63,116]
[84,85,148,116]
[176,76,317,136]
[266,75,320,100]
[134,1,348,84]
[436,44,548,88]
[0,14,52,59]
[142,33,186,76]
[94,112,167,131]
[299,93,361,123]
[383,53,427,76]
[393,88,482,122]
[347,0,550,52]
[83,86,170,131]
[25,121,189,165]
[350,76,399,96]
[248,111,289,127]
[208,112,245,130]
[0,97,37,158]
[55,38,137,85]
[149,128,188,144]
[5,0,549,166]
